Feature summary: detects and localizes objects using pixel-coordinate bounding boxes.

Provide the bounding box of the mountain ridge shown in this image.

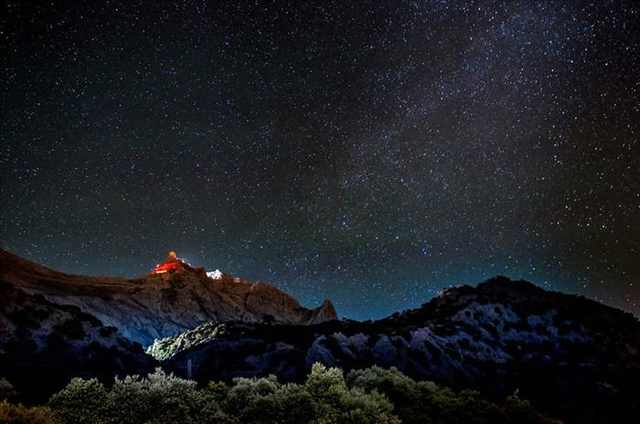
[150,276,640,423]
[0,249,337,346]
[3,251,640,422]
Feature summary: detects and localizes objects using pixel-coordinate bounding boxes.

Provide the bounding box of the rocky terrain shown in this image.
[0,250,337,346]
[153,277,640,423]
[2,250,640,422]
[0,281,154,402]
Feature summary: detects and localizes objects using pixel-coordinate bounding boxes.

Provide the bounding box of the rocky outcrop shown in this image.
[0,281,155,402]
[156,277,640,423]
[0,250,337,347]
[308,299,338,324]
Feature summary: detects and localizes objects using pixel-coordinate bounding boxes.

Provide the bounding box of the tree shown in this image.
[48,378,108,424]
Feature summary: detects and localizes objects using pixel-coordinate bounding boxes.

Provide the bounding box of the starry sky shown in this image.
[1,1,639,320]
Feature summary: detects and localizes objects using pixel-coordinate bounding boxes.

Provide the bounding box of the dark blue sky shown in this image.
[2,0,639,320]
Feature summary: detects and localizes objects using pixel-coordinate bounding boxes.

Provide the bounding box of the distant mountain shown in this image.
[153,277,640,423]
[0,250,337,347]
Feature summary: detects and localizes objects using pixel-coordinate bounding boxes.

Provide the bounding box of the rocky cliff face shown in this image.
[0,281,155,402]
[0,250,337,347]
[154,277,640,423]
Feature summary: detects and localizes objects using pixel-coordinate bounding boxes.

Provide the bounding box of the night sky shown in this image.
[2,1,639,320]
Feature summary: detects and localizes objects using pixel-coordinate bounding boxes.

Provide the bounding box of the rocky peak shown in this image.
[309,299,338,324]
[0,249,338,347]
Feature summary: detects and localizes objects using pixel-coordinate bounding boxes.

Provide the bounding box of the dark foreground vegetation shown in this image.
[0,364,556,424]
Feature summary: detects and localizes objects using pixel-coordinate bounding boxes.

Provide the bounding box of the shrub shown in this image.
[48,369,233,424]
[429,388,506,423]
[306,363,400,424]
[224,375,280,419]
[221,364,401,423]
[237,382,316,424]
[0,400,59,424]
[206,380,230,403]
[105,368,205,424]
[503,396,562,424]
[48,378,108,424]
[347,366,435,423]
[347,366,558,424]
[44,364,554,424]
[0,378,17,400]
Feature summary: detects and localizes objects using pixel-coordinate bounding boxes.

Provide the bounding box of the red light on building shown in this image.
[150,251,186,274]
[152,261,183,274]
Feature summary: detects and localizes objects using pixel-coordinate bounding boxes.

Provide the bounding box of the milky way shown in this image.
[1,1,639,319]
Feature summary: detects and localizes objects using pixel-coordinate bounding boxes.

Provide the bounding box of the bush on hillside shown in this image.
[0,400,59,424]
[49,369,232,424]
[305,363,400,424]
[347,366,558,424]
[48,378,107,424]
[44,364,556,424]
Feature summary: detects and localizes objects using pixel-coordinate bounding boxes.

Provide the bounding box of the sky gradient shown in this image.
[2,0,639,320]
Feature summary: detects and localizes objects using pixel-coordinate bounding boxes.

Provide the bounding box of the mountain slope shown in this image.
[0,250,336,346]
[154,277,640,423]
[0,281,155,402]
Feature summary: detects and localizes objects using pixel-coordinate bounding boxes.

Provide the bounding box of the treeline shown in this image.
[1,364,558,424]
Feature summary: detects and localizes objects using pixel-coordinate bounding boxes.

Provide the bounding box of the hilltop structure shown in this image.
[0,248,338,347]
[150,252,224,281]
[151,251,189,275]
